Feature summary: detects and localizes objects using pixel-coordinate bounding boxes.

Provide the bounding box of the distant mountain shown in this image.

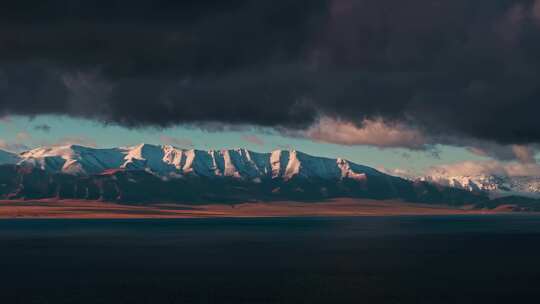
[0,144,489,205]
[15,144,381,180]
[420,173,540,198]
[474,195,540,212]
[0,149,20,165]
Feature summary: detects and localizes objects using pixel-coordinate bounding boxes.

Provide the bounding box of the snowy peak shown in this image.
[0,149,20,165]
[0,145,489,205]
[122,143,176,172]
[269,150,378,181]
[20,145,125,175]
[420,173,540,198]
[8,144,385,182]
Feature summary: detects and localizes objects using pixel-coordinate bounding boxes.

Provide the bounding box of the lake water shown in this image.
[1,215,540,303]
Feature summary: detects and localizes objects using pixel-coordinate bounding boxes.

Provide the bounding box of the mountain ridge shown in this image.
[8,143,383,181]
[418,173,540,198]
[0,143,488,205]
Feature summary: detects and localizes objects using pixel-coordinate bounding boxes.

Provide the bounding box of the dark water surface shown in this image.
[1,215,540,303]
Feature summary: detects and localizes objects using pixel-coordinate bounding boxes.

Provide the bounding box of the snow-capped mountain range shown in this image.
[419,174,540,198]
[8,143,377,181]
[2,144,539,199]
[0,143,485,204]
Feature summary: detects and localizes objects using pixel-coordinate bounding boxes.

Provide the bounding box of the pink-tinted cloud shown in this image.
[0,132,32,152]
[426,160,540,178]
[378,167,417,179]
[159,135,193,148]
[15,132,31,142]
[242,134,265,146]
[512,145,536,164]
[303,118,427,149]
[280,117,539,164]
[465,143,537,164]
[0,139,29,152]
[0,116,12,125]
[35,136,98,148]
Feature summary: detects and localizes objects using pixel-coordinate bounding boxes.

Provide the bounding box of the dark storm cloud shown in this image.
[2,0,540,145]
[0,0,327,127]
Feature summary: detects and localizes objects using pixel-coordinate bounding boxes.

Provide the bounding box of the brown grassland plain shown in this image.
[0,198,504,219]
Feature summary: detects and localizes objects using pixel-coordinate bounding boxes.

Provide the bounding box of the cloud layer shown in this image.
[427,160,540,178]
[1,0,540,148]
[302,118,427,149]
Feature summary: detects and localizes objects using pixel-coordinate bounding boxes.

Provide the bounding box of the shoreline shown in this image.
[0,198,514,219]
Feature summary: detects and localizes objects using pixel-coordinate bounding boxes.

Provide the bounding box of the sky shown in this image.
[0,114,487,175]
[1,0,540,177]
